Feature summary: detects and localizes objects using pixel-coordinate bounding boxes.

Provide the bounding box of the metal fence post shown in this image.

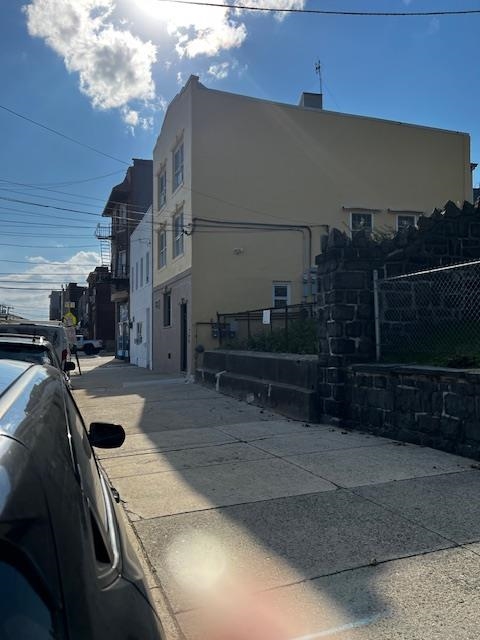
[373,270,381,362]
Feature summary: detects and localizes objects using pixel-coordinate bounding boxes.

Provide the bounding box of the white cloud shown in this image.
[145,0,302,58]
[426,16,440,36]
[239,0,304,21]
[207,61,230,80]
[204,59,247,82]
[23,0,156,125]
[2,251,101,320]
[121,107,154,131]
[24,0,305,124]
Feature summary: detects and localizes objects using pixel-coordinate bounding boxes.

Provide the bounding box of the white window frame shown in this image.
[157,169,166,209]
[173,142,184,192]
[140,257,144,288]
[173,210,184,258]
[158,228,167,269]
[396,214,417,231]
[351,211,373,236]
[146,251,150,283]
[272,282,291,308]
[135,262,138,290]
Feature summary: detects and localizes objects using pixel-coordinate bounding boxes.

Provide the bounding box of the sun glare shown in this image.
[133,0,188,23]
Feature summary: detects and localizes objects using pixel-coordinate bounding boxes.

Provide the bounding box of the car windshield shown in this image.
[0,345,54,367]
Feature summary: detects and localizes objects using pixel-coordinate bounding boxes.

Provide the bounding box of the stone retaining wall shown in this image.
[346,363,480,460]
[196,350,320,421]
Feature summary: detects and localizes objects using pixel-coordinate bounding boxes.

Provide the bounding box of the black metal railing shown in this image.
[214,302,318,354]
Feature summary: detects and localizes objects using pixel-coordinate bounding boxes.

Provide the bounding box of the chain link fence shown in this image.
[214,302,318,354]
[374,259,480,367]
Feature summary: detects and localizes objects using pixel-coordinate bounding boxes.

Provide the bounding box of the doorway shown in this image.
[180,301,188,372]
[146,307,151,369]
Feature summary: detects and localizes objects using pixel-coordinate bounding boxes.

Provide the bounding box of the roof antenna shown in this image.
[314,60,323,94]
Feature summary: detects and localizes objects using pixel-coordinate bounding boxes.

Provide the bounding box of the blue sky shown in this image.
[0,0,479,319]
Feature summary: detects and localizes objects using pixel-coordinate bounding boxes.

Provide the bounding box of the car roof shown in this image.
[0,333,52,347]
[0,359,33,396]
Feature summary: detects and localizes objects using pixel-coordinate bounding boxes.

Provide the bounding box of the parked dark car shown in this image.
[0,333,75,388]
[0,360,165,639]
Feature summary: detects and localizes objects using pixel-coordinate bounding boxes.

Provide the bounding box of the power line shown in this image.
[0,179,117,205]
[0,195,103,218]
[0,280,78,284]
[0,259,100,265]
[0,195,165,226]
[0,104,130,165]
[1,179,332,232]
[0,183,151,213]
[1,231,95,238]
[0,205,96,224]
[0,243,98,248]
[0,198,179,230]
[0,286,65,291]
[0,273,94,276]
[155,0,480,16]
[22,170,126,187]
[0,218,93,229]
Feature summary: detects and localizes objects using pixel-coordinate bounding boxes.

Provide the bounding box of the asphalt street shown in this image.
[73,355,480,640]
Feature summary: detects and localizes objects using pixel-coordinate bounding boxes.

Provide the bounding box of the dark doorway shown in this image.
[180,302,188,372]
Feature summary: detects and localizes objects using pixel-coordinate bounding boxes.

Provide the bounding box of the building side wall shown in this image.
[190,85,471,339]
[129,212,153,368]
[152,83,193,372]
[152,78,472,371]
[152,272,192,374]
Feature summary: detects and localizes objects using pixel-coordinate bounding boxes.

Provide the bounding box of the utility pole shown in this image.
[314,59,323,94]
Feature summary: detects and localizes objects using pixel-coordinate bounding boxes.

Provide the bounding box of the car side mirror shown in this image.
[65,362,76,371]
[89,422,126,449]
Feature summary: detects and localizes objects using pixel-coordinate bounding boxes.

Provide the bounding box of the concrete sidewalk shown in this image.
[73,356,480,639]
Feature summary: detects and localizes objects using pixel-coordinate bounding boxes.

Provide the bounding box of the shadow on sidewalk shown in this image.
[73,356,468,639]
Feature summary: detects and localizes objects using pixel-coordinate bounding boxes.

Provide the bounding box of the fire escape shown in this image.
[95,223,112,268]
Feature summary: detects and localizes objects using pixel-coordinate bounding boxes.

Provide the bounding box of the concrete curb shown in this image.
[116,487,185,640]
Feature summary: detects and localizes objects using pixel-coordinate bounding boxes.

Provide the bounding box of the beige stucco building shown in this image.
[152,75,472,374]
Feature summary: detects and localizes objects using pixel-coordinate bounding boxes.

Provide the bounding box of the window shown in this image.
[273,282,291,308]
[173,142,184,191]
[157,169,166,208]
[163,292,171,327]
[135,262,138,290]
[140,257,144,287]
[146,251,150,283]
[351,212,373,236]
[173,210,184,258]
[158,229,167,269]
[397,214,416,231]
